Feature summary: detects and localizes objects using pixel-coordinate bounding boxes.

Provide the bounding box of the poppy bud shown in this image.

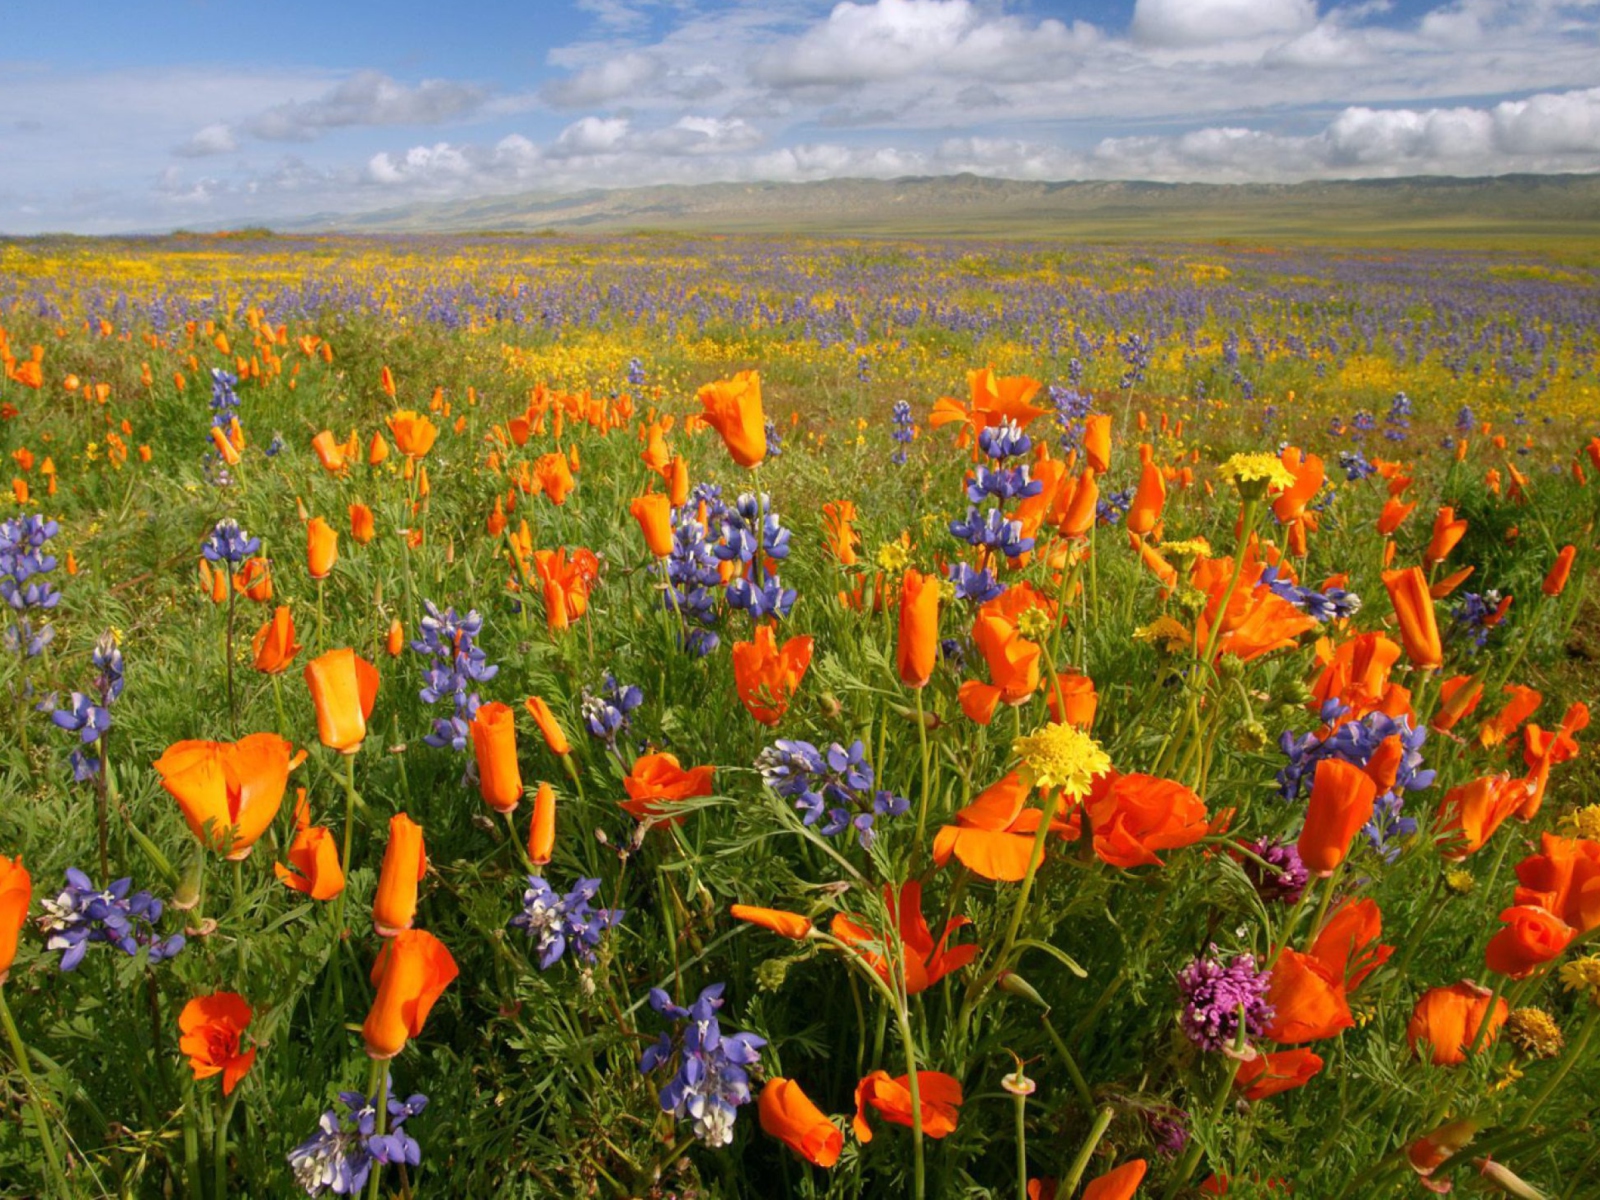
[306,517,338,580]
[1542,545,1576,596]
[528,782,556,866]
[304,648,380,754]
[372,813,427,937]
[469,702,523,814]
[525,696,571,755]
[896,568,939,689]
[1298,759,1378,876]
[0,854,31,983]
[251,606,301,675]
[758,1078,842,1168]
[349,502,375,545]
[363,928,457,1059]
[386,618,405,658]
[629,492,674,558]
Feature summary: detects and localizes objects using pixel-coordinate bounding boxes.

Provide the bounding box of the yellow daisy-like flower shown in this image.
[1158,537,1212,560]
[1506,1007,1565,1059]
[1444,869,1476,896]
[1219,452,1295,497]
[1559,955,1600,1008]
[876,540,910,573]
[1134,616,1193,654]
[1013,722,1111,798]
[1558,804,1600,840]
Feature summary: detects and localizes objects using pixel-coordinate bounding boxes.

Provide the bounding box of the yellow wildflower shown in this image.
[1013,722,1110,798]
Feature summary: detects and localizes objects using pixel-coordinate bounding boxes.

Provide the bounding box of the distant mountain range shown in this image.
[267,172,1600,244]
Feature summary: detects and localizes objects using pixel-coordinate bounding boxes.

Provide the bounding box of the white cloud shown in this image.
[554,115,632,155]
[1131,0,1319,46]
[243,71,487,141]
[174,122,238,157]
[542,52,664,107]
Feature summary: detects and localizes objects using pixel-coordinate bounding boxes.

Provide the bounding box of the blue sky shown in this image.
[2,0,1598,233]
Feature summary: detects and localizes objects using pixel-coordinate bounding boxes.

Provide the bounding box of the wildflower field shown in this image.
[0,231,1597,1199]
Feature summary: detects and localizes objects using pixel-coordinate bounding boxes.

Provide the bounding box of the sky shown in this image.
[2,0,1598,233]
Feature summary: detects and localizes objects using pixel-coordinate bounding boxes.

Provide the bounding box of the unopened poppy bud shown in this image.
[172,851,205,912]
[1216,653,1245,682]
[997,971,1049,1010]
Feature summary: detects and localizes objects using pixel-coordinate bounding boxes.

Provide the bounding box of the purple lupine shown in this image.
[200,518,260,565]
[509,876,622,970]
[756,738,908,850]
[287,1085,428,1196]
[37,868,185,971]
[639,983,765,1147]
[411,601,498,751]
[1177,946,1274,1052]
[581,672,643,748]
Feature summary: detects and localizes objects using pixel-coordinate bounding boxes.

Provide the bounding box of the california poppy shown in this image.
[1377,496,1416,535]
[1407,981,1507,1066]
[0,853,30,982]
[368,431,389,466]
[528,782,556,866]
[1126,445,1165,536]
[274,790,344,900]
[831,881,978,996]
[524,695,572,756]
[1264,949,1354,1043]
[1297,759,1378,877]
[306,517,338,580]
[1308,899,1392,990]
[1082,771,1209,869]
[304,649,379,754]
[1514,833,1600,933]
[732,624,814,726]
[1543,544,1576,596]
[1081,1160,1148,1200]
[732,904,813,940]
[621,752,715,821]
[1478,685,1543,748]
[372,813,427,937]
[251,606,301,675]
[153,733,298,859]
[233,557,272,603]
[821,500,859,566]
[853,1070,962,1141]
[363,929,458,1059]
[758,1078,842,1168]
[1424,507,1467,567]
[311,429,346,472]
[1052,467,1098,538]
[469,701,523,814]
[932,771,1074,881]
[1381,567,1443,669]
[1435,773,1530,859]
[386,618,404,657]
[349,502,375,545]
[629,492,674,558]
[697,370,767,468]
[957,613,1041,724]
[1235,1049,1323,1101]
[1045,670,1097,728]
[1082,413,1111,474]
[178,992,256,1095]
[533,452,576,505]
[1484,904,1574,980]
[1430,674,1484,733]
[897,568,939,689]
[387,410,438,459]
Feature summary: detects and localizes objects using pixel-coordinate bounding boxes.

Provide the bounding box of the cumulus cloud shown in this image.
[542,52,664,107]
[243,71,487,141]
[174,122,238,158]
[1131,0,1318,46]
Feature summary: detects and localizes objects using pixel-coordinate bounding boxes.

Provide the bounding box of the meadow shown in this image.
[0,231,1596,1199]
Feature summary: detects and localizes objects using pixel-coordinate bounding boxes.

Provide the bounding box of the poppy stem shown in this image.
[990,789,1063,989]
[1162,1012,1247,1200]
[224,586,237,738]
[335,751,359,938]
[1058,1104,1114,1197]
[213,1080,241,1200]
[366,1062,389,1200]
[504,809,535,875]
[1307,861,1345,945]
[271,674,288,740]
[0,985,72,1200]
[911,685,932,860]
[1468,975,1507,1057]
[1040,1012,1096,1112]
[316,578,327,656]
[1522,1005,1599,1130]
[1012,1081,1028,1200]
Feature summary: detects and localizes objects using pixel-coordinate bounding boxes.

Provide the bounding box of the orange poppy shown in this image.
[524,696,572,756]
[372,813,427,937]
[929,367,1046,444]
[759,1078,842,1168]
[1435,773,1530,859]
[1424,507,1467,567]
[852,1070,962,1142]
[306,517,338,580]
[697,370,767,468]
[349,502,375,545]
[178,992,256,1095]
[620,752,716,821]
[1078,770,1209,869]
[153,733,299,859]
[1484,904,1574,980]
[1542,544,1576,596]
[527,782,557,866]
[386,618,405,657]
[311,429,347,472]
[1477,684,1542,748]
[1081,1160,1148,1200]
[533,452,576,505]
[233,557,273,603]
[732,904,813,940]
[1082,413,1111,474]
[1297,758,1378,876]
[363,929,458,1060]
[1271,449,1324,525]
[251,606,301,675]
[1514,833,1600,934]
[957,612,1040,724]
[1308,898,1391,990]
[274,790,345,900]
[1264,948,1353,1043]
[1430,674,1484,732]
[821,500,859,568]
[831,881,978,996]
[0,853,30,982]
[1407,981,1507,1066]
[368,431,389,465]
[1051,466,1099,539]
[1381,567,1442,669]
[897,568,940,689]
[469,701,523,814]
[1126,445,1166,536]
[387,410,438,458]
[732,624,814,726]
[1235,1049,1323,1102]
[304,649,379,754]
[629,492,674,558]
[1377,496,1416,535]
[932,771,1074,881]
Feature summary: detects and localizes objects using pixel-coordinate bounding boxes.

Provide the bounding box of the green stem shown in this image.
[1518,1006,1599,1129]
[1468,975,1508,1058]
[334,750,359,937]
[213,1081,242,1200]
[1163,1025,1247,1200]
[0,985,72,1199]
[1059,1105,1114,1196]
[911,685,933,862]
[366,1061,389,1200]
[1041,1011,1096,1111]
[1013,1085,1029,1200]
